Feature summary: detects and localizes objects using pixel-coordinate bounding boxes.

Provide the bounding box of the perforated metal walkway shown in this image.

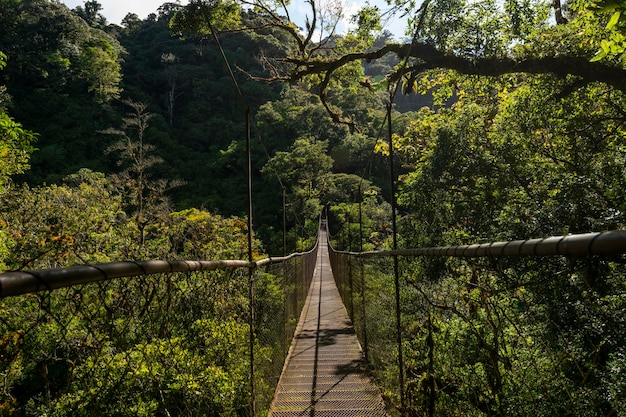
[268,228,388,416]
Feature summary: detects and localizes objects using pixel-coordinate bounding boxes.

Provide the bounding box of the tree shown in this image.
[160,52,184,126]
[324,173,392,251]
[0,0,123,102]
[0,49,37,192]
[102,100,182,250]
[0,50,37,271]
[0,169,129,270]
[77,38,123,102]
[0,113,37,194]
[173,0,626,128]
[385,54,626,416]
[0,0,124,184]
[73,0,107,27]
[590,0,626,62]
[121,12,142,33]
[262,135,333,244]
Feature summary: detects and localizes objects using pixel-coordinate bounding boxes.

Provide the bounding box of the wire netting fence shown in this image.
[0,246,317,416]
[329,251,400,409]
[330,239,626,417]
[1,268,252,416]
[254,245,318,413]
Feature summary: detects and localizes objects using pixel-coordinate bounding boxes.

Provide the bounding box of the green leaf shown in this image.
[607,10,622,29]
[591,49,608,61]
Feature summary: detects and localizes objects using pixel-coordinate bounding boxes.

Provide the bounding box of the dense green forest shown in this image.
[0,0,428,260]
[1,0,626,415]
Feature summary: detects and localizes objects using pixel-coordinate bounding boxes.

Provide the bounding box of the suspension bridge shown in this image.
[268,221,387,416]
[1,220,625,416]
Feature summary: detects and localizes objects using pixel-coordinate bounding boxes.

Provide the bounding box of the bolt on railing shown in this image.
[329,230,626,417]
[0,243,318,416]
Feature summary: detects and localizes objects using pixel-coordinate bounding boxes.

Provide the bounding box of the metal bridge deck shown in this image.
[268,229,388,416]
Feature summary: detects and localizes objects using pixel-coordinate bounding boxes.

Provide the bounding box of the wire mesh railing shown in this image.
[253,245,318,412]
[329,231,626,417]
[0,244,318,416]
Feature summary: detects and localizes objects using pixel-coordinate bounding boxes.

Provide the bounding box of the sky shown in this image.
[60,0,409,39]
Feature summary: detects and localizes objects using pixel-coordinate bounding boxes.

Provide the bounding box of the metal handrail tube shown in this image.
[4,230,622,298]
[0,238,320,298]
[333,230,626,258]
[256,239,319,267]
[0,259,254,298]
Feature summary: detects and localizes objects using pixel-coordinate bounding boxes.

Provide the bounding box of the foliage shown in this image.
[372,29,626,414]
[0,266,254,416]
[77,38,122,102]
[589,0,626,62]
[165,208,259,260]
[0,170,130,270]
[0,161,271,414]
[0,169,260,271]
[3,0,626,415]
[101,100,185,250]
[394,71,626,249]
[170,0,242,35]
[262,135,333,246]
[395,255,626,416]
[0,0,123,102]
[0,113,36,195]
[118,4,287,214]
[0,0,125,184]
[325,174,393,251]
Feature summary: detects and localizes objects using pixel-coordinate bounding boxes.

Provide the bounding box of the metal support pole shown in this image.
[387,101,405,413]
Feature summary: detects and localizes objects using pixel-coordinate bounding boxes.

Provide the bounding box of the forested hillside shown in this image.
[0,0,424,257]
[2,0,625,257]
[1,0,626,414]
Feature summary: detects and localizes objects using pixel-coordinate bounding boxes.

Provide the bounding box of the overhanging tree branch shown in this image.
[281,42,626,91]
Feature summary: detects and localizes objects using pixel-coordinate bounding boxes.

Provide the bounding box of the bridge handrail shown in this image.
[255,238,319,267]
[0,260,252,298]
[0,238,320,298]
[5,229,621,299]
[330,230,626,258]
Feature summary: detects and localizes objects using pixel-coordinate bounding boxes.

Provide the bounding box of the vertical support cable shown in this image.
[387,101,405,413]
[359,257,368,361]
[427,311,436,417]
[358,183,363,252]
[282,187,287,257]
[358,184,368,361]
[348,255,354,322]
[282,260,287,360]
[245,107,256,417]
[199,6,256,413]
[347,211,354,321]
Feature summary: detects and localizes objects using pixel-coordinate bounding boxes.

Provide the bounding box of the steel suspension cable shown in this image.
[198,3,289,257]
[198,5,256,414]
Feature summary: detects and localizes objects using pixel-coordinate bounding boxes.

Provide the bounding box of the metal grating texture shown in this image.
[268,229,388,416]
